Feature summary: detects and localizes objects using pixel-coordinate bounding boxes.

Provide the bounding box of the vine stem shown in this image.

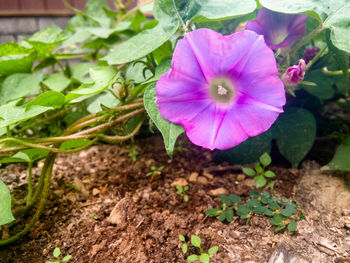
[305,45,328,71]
[115,0,154,26]
[0,153,56,247]
[322,67,350,76]
[26,161,33,204]
[99,120,143,143]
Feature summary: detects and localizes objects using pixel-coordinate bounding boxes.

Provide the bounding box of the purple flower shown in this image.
[156,29,285,150]
[245,8,307,50]
[282,59,306,86]
[303,46,320,64]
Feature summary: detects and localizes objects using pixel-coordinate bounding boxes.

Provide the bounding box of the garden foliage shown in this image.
[0,0,350,245]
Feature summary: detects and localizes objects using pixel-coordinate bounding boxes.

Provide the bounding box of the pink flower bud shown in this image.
[282,59,306,86]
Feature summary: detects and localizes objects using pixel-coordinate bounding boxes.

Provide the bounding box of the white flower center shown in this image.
[217,85,228,95]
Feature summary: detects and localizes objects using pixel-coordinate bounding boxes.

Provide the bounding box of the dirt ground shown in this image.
[0,135,350,263]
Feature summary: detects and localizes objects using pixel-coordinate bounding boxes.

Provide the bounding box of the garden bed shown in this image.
[1,135,349,263]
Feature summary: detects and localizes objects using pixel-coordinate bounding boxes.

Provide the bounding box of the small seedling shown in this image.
[205,191,305,232]
[126,145,139,162]
[146,166,164,178]
[175,185,189,202]
[46,248,72,263]
[89,213,99,220]
[242,152,276,188]
[179,235,218,263]
[174,140,188,152]
[65,183,79,191]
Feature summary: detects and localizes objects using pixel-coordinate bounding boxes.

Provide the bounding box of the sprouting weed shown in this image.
[242,152,276,188]
[175,185,189,202]
[126,145,139,162]
[146,166,164,179]
[46,248,72,263]
[174,140,188,153]
[205,190,305,232]
[179,235,218,263]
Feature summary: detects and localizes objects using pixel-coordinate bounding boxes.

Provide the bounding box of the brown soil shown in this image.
[0,135,349,263]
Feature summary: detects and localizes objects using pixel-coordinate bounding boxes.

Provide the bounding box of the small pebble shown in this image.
[189,172,199,182]
[203,172,214,180]
[237,174,246,181]
[209,187,228,196]
[171,178,188,187]
[197,176,208,184]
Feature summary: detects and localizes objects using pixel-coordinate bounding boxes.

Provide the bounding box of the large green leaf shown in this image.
[0,180,14,226]
[144,83,184,156]
[26,91,65,110]
[0,99,53,129]
[275,107,316,167]
[303,70,335,100]
[67,66,118,100]
[0,43,35,75]
[327,136,350,171]
[42,73,71,92]
[102,22,178,65]
[0,149,48,164]
[215,107,316,167]
[0,73,43,105]
[260,0,350,53]
[175,0,257,22]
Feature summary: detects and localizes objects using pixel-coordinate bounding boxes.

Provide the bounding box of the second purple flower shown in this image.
[246,8,307,50]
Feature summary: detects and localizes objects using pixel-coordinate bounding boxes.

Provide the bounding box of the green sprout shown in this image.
[179,235,219,263]
[126,145,139,162]
[175,185,189,202]
[174,140,188,152]
[146,166,164,178]
[46,248,72,263]
[242,152,276,188]
[205,191,305,232]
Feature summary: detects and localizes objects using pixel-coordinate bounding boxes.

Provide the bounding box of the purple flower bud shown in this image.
[303,46,320,64]
[246,8,307,50]
[282,59,307,86]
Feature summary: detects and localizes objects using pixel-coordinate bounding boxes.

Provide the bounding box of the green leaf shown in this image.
[42,73,71,92]
[62,255,72,262]
[187,255,199,262]
[242,167,255,177]
[0,73,43,105]
[254,164,264,174]
[275,108,316,167]
[144,84,184,156]
[281,204,297,217]
[254,175,267,188]
[60,139,92,150]
[191,235,201,248]
[288,219,297,231]
[327,136,350,171]
[219,211,227,222]
[26,25,66,58]
[275,225,286,232]
[208,246,219,255]
[214,129,273,164]
[0,179,15,225]
[219,194,231,206]
[53,248,61,258]
[303,70,335,100]
[264,171,276,178]
[226,207,234,222]
[0,99,53,129]
[70,63,95,83]
[102,22,178,65]
[205,208,222,217]
[87,91,120,114]
[270,214,287,226]
[237,205,250,218]
[176,0,257,22]
[263,208,273,217]
[144,57,172,84]
[0,149,48,164]
[179,234,185,242]
[199,253,210,263]
[260,152,271,167]
[260,0,350,53]
[249,190,260,200]
[229,193,241,204]
[26,91,65,110]
[182,243,188,254]
[0,42,35,75]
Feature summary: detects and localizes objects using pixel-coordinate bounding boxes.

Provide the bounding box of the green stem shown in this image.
[306,45,328,71]
[99,120,143,143]
[322,67,350,76]
[290,25,327,57]
[0,153,56,247]
[55,53,93,60]
[114,0,154,27]
[26,161,33,205]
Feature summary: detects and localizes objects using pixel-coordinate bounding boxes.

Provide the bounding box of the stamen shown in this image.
[217,85,228,95]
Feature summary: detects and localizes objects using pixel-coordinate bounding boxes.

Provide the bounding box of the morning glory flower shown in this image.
[245,8,307,50]
[282,59,306,86]
[156,29,285,150]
